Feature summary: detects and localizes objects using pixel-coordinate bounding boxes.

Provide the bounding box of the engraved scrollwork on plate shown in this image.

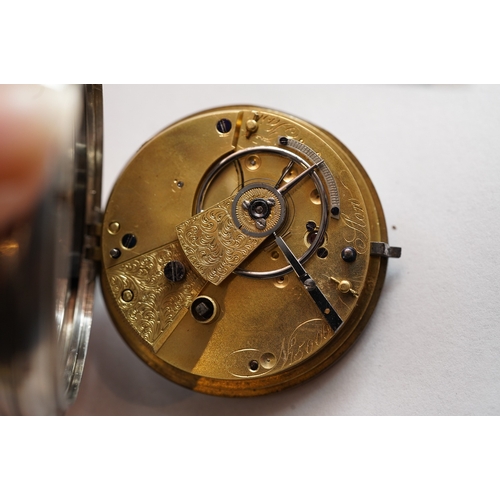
[277,319,332,370]
[107,241,205,346]
[225,319,332,378]
[257,113,302,142]
[176,196,262,285]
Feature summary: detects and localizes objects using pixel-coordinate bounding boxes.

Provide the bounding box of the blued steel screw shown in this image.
[164,261,186,282]
[341,246,357,263]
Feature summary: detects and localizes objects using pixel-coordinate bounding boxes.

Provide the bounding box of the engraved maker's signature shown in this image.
[256,114,302,142]
[340,171,368,253]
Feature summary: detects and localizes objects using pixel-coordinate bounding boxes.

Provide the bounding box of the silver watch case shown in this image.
[0,84,102,415]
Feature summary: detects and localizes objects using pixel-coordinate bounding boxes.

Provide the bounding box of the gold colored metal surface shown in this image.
[106,240,206,351]
[176,193,266,286]
[101,105,394,396]
[331,277,359,297]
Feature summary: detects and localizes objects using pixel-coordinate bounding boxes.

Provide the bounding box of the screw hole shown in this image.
[249,360,259,372]
[306,231,325,247]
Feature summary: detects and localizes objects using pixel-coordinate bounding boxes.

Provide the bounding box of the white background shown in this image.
[68,84,500,415]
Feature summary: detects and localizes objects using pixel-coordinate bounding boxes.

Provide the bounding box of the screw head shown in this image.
[255,218,267,230]
[110,248,121,259]
[249,199,270,219]
[121,289,134,302]
[304,278,316,291]
[279,136,288,146]
[164,261,186,282]
[216,118,232,134]
[341,246,357,262]
[122,233,137,249]
[317,247,329,259]
[306,221,316,232]
[331,207,340,217]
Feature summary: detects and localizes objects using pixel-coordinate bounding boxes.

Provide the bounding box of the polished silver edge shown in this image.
[0,84,103,415]
[58,84,103,409]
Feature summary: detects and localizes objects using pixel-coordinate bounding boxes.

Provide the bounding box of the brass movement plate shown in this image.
[100,105,393,396]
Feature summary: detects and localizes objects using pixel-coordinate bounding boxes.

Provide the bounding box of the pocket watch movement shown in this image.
[100,105,401,396]
[0,92,401,414]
